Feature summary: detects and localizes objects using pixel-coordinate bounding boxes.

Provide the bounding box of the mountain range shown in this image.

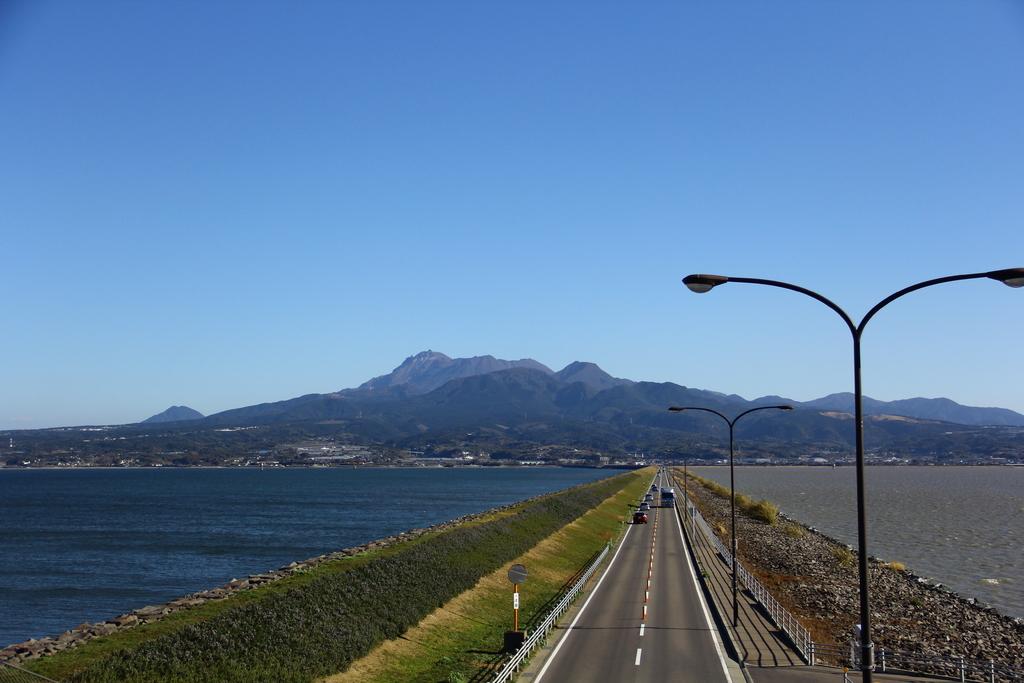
[135,351,1024,455]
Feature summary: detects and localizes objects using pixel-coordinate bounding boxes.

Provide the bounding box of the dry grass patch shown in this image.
[320,468,650,683]
[832,546,855,567]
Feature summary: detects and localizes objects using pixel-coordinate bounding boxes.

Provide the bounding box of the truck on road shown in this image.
[660,487,675,508]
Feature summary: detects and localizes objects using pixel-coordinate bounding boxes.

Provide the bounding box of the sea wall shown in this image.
[680,473,1024,672]
[0,494,543,666]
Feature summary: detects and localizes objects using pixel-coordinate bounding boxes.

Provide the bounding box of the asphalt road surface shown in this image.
[535,471,731,683]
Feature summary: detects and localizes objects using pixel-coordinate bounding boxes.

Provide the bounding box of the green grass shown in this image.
[26,528,458,681]
[331,467,653,682]
[27,470,645,683]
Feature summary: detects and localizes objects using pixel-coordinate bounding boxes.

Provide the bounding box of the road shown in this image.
[534,470,732,682]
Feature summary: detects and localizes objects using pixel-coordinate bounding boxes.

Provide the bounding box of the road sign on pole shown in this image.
[504,564,528,652]
[507,564,528,584]
[513,584,520,631]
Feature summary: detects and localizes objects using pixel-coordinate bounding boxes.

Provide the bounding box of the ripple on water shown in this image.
[692,465,1024,619]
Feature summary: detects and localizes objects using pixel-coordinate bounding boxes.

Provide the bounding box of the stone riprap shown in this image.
[680,473,1024,676]
[0,496,537,666]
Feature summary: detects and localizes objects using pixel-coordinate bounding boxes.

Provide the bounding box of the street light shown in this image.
[681,267,1023,682]
[682,452,690,533]
[668,404,793,629]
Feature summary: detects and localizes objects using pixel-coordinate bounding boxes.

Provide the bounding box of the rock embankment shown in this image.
[0,496,536,666]
[680,473,1024,675]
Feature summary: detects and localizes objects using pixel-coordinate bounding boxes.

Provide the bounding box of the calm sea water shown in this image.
[0,467,615,646]
[690,465,1024,619]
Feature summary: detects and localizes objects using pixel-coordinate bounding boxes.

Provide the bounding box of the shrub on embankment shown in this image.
[687,472,779,524]
[65,471,640,683]
[674,467,1024,672]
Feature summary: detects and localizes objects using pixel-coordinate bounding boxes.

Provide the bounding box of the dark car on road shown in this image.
[632,511,648,524]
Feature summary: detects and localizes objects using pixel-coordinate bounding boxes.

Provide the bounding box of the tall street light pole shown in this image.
[681,267,1024,682]
[668,404,793,629]
[683,453,690,532]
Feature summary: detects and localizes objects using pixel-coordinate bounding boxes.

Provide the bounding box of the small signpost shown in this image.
[504,564,528,653]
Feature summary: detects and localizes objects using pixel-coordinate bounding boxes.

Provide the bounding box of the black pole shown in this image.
[683,455,689,532]
[729,422,738,628]
[681,268,1023,683]
[853,332,873,672]
[667,403,791,632]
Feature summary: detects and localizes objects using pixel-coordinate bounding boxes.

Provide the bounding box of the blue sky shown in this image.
[2,1,1023,429]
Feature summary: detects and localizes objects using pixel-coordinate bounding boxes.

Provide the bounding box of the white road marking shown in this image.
[640,623,646,637]
[673,478,733,682]
[635,648,643,666]
[535,475,655,683]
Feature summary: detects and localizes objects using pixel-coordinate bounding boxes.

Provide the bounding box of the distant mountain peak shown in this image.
[560,361,599,373]
[141,405,204,424]
[555,361,633,391]
[358,351,554,395]
[409,350,451,362]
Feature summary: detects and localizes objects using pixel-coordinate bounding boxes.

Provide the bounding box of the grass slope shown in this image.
[322,467,651,683]
[27,470,644,683]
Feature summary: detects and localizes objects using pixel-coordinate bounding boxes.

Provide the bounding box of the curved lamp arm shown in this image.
[668,404,792,428]
[683,268,1024,337]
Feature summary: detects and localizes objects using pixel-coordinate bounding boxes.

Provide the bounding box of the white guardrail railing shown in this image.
[870,647,1022,683]
[687,499,814,661]
[491,472,663,683]
[678,474,1024,682]
[489,542,610,683]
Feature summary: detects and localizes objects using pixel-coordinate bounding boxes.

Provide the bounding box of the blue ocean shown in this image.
[0,466,615,646]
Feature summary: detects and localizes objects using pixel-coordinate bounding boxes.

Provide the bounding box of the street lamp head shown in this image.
[987,268,1024,288]
[682,274,729,294]
[777,405,794,411]
[668,406,686,412]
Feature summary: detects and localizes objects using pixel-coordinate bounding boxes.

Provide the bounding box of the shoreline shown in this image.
[0,463,627,471]
[678,470,1024,672]
[0,504,521,664]
[3,462,1022,471]
[0,472,620,667]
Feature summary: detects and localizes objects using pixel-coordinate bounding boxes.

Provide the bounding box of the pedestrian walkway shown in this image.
[671,473,805,669]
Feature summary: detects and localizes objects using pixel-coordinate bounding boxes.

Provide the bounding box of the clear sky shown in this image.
[2,1,1023,429]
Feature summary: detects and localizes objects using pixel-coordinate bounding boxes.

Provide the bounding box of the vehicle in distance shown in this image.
[660,487,675,508]
[644,493,654,502]
[632,511,648,524]
[639,502,650,512]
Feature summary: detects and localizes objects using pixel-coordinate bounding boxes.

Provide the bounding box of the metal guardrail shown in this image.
[0,661,60,683]
[869,647,1023,682]
[688,501,814,661]
[490,542,610,683]
[807,641,848,667]
[490,473,663,682]
[680,473,1024,682]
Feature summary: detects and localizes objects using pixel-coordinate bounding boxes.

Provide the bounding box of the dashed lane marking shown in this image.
[534,515,636,683]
